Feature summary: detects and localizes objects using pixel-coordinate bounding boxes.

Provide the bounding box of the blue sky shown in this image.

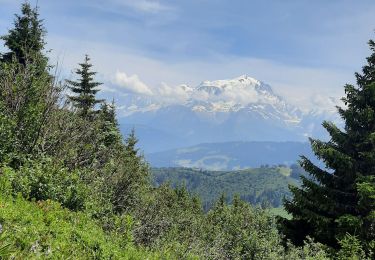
[1,0,374,110]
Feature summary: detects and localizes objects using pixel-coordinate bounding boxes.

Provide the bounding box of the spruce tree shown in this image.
[125,129,139,157]
[1,2,47,66]
[280,40,375,249]
[98,101,122,148]
[66,55,103,117]
[0,2,54,162]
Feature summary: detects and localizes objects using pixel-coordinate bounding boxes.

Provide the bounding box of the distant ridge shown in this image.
[146,141,317,170]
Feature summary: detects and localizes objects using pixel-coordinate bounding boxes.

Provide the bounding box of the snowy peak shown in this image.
[118,75,302,119]
[200,75,261,87]
[188,75,300,125]
[196,75,273,96]
[193,75,284,108]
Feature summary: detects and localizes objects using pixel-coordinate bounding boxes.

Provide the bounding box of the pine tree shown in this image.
[98,101,122,148]
[280,40,375,249]
[0,2,55,163]
[125,129,139,157]
[1,2,47,66]
[66,55,103,117]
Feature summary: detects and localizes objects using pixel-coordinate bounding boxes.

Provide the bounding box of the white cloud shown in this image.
[114,71,153,96]
[128,0,171,13]
[309,94,343,114]
[158,83,191,102]
[47,35,351,112]
[106,0,173,14]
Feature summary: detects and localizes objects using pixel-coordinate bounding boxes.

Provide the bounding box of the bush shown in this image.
[336,234,373,260]
[1,157,88,211]
[0,193,192,259]
[202,196,283,259]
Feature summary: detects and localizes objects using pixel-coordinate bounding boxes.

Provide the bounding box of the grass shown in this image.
[268,207,292,220]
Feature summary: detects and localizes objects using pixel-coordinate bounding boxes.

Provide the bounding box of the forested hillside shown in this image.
[152,166,300,210]
[0,3,373,259]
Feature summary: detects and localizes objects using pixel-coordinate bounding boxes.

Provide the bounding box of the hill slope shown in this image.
[152,166,300,210]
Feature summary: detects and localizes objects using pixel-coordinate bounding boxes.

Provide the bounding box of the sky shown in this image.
[0,0,374,111]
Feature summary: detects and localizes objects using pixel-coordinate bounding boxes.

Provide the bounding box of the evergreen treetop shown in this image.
[125,129,139,157]
[1,2,47,65]
[66,55,103,117]
[98,101,122,148]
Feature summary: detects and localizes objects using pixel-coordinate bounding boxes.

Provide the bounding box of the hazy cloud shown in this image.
[100,0,174,14]
[122,0,172,13]
[158,83,191,102]
[99,84,118,94]
[114,71,153,96]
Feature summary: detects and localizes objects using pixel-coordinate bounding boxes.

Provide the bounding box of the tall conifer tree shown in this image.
[0,2,54,161]
[281,40,375,249]
[1,2,47,66]
[66,55,103,117]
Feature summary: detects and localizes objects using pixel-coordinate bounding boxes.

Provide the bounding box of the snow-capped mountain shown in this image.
[191,75,302,123]
[120,75,300,116]
[117,75,339,153]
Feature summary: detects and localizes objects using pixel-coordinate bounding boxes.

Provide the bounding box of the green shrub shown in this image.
[336,234,367,260]
[0,193,196,259]
[1,158,88,211]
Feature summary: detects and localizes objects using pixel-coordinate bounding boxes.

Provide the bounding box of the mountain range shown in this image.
[117,75,339,166]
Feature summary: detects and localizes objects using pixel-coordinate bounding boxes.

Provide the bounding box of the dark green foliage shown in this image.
[356,176,375,244]
[281,40,375,253]
[1,2,47,66]
[66,55,103,117]
[98,101,122,148]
